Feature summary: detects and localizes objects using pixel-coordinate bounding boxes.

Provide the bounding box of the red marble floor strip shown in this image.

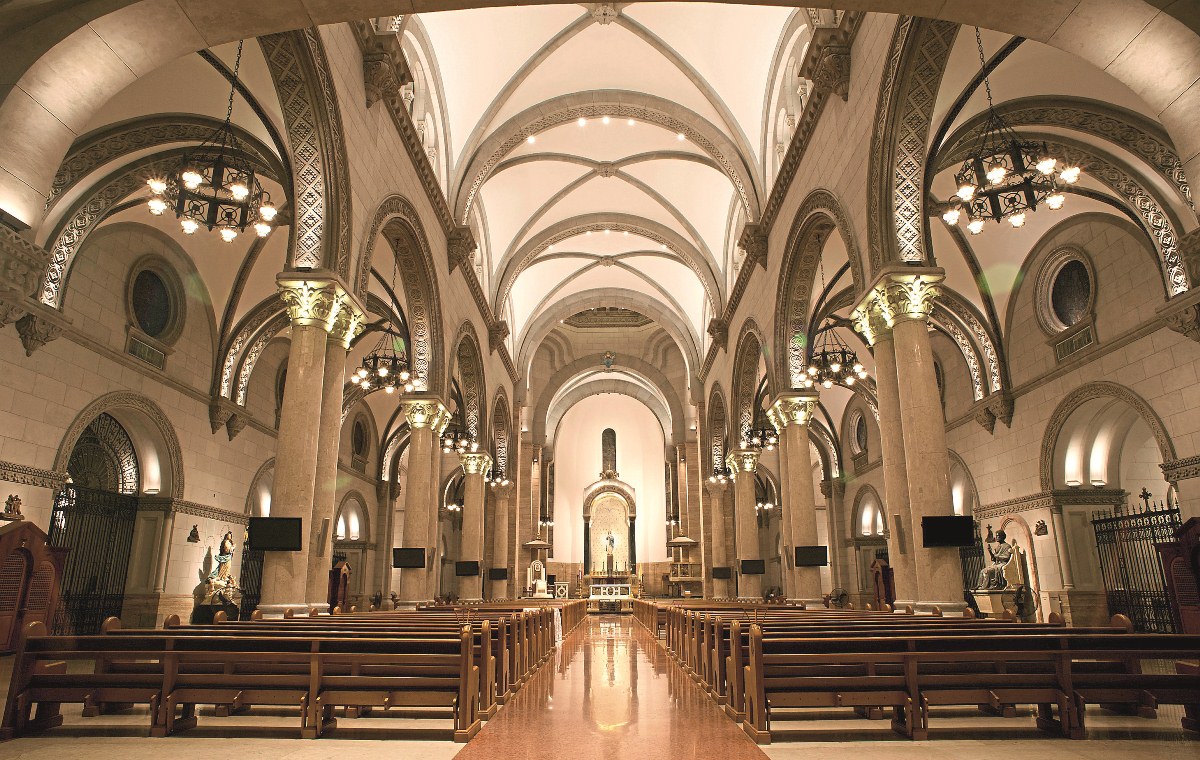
[454,615,770,760]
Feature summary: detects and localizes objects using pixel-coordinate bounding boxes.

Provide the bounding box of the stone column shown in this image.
[880,268,965,614]
[823,479,852,593]
[729,448,762,600]
[375,478,396,601]
[259,274,362,616]
[396,397,450,605]
[769,391,823,604]
[457,452,491,601]
[305,320,361,611]
[704,480,730,598]
[852,297,918,607]
[773,435,796,599]
[491,482,514,599]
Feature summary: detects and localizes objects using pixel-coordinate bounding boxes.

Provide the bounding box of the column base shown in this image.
[893,598,918,613]
[256,603,310,619]
[915,600,968,616]
[790,597,826,609]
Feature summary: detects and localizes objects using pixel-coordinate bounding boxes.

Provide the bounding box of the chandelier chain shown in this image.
[225,41,244,125]
[975,27,994,110]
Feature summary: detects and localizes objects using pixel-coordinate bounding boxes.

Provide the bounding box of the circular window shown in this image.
[852,414,868,454]
[1051,259,1091,328]
[131,270,171,338]
[351,419,368,458]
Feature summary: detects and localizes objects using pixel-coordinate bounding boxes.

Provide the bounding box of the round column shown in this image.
[491,482,514,599]
[457,452,491,601]
[396,398,449,605]
[729,448,763,600]
[769,391,823,604]
[704,480,731,598]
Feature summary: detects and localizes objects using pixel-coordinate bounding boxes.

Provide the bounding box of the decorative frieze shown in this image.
[0,460,68,490]
[976,489,1127,521]
[138,496,250,526]
[1162,455,1200,482]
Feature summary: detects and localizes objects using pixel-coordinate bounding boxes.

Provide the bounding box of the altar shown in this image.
[587,582,633,613]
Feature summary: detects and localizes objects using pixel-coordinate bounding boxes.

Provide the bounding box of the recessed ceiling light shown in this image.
[626,118,635,126]
[577,117,587,127]
[660,244,667,251]
[526,134,536,144]
[676,132,686,141]
[602,115,611,125]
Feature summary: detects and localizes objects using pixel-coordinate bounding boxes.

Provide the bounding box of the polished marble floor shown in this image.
[1,616,1198,759]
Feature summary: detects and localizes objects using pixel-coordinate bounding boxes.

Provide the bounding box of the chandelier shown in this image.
[486,468,511,488]
[803,323,866,389]
[441,425,479,455]
[708,464,732,484]
[146,41,276,242]
[942,29,1079,234]
[350,329,414,395]
[743,426,778,451]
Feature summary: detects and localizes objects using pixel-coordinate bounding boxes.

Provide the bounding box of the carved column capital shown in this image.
[401,397,451,434]
[363,51,401,109]
[448,226,476,274]
[704,479,729,501]
[492,481,515,499]
[809,43,851,100]
[225,412,249,441]
[488,320,510,353]
[15,307,68,356]
[768,391,819,429]
[727,448,760,478]
[738,224,769,270]
[856,266,945,328]
[1158,287,1200,343]
[460,452,492,476]
[276,271,364,347]
[707,316,729,351]
[850,296,890,347]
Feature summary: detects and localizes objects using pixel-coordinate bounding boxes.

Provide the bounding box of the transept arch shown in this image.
[449,321,487,438]
[730,319,769,446]
[546,379,675,450]
[707,384,729,474]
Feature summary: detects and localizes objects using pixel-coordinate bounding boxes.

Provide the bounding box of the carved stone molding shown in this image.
[488,320,510,354]
[706,317,728,352]
[15,306,68,355]
[738,224,768,270]
[448,226,476,274]
[139,496,250,526]
[0,460,68,490]
[1162,455,1200,482]
[808,43,851,101]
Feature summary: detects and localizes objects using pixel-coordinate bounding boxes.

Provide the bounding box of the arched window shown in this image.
[850,412,868,455]
[67,413,140,495]
[859,500,885,537]
[1036,248,1097,361]
[335,498,365,542]
[351,416,370,472]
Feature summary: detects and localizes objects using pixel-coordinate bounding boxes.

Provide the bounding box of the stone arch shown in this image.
[947,449,980,517]
[851,483,887,538]
[583,482,638,521]
[54,391,184,499]
[449,321,487,438]
[1039,381,1177,492]
[731,319,769,445]
[356,194,446,395]
[774,188,866,388]
[546,379,675,450]
[531,353,686,445]
[455,90,761,225]
[335,489,372,542]
[491,389,512,479]
[707,383,729,473]
[245,458,275,516]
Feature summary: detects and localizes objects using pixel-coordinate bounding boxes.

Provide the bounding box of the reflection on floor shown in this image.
[1,615,1197,759]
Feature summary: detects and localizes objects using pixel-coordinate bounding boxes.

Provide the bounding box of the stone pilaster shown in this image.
[458,451,491,601]
[769,391,823,603]
[728,448,762,600]
[396,396,450,604]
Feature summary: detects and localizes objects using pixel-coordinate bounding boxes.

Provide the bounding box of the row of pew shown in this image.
[1,599,585,742]
[633,598,1200,743]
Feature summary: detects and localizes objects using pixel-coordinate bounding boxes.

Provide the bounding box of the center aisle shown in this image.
[455,615,769,760]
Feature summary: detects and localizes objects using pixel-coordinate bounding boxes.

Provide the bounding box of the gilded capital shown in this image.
[401,397,451,434]
[727,448,760,478]
[768,391,819,429]
[850,296,889,347]
[460,452,492,475]
[276,272,364,345]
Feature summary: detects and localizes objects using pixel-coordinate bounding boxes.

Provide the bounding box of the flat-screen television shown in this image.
[711,566,732,580]
[795,545,829,567]
[922,515,976,547]
[392,547,426,568]
[740,559,766,575]
[247,517,302,551]
[547,574,556,586]
[455,561,481,577]
[488,568,508,581]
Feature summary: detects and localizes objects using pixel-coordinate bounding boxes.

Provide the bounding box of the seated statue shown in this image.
[975,529,1014,590]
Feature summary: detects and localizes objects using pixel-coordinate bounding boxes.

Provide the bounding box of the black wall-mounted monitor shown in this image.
[547,574,557,586]
[455,561,481,577]
[392,547,427,568]
[488,567,509,581]
[794,545,829,567]
[922,515,976,547]
[711,566,732,580]
[247,517,302,551]
[740,559,766,575]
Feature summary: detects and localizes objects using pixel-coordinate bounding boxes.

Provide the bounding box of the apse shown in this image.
[551,393,667,564]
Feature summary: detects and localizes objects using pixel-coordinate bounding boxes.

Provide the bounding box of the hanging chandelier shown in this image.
[802,323,866,389]
[350,329,414,395]
[744,426,778,451]
[708,464,732,484]
[441,425,479,455]
[942,29,1079,234]
[146,40,277,242]
[486,468,511,488]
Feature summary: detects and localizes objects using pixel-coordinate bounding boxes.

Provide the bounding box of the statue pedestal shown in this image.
[972,589,1017,618]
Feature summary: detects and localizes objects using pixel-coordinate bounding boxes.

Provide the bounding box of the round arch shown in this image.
[54,391,184,499]
[448,320,487,438]
[245,458,275,516]
[335,489,372,542]
[730,318,770,445]
[546,378,675,450]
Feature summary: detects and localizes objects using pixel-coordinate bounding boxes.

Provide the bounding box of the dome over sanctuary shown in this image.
[1,2,1199,757]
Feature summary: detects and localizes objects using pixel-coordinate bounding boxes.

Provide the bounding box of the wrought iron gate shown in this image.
[237,542,264,620]
[47,485,137,634]
[1091,502,1181,633]
[959,519,985,597]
